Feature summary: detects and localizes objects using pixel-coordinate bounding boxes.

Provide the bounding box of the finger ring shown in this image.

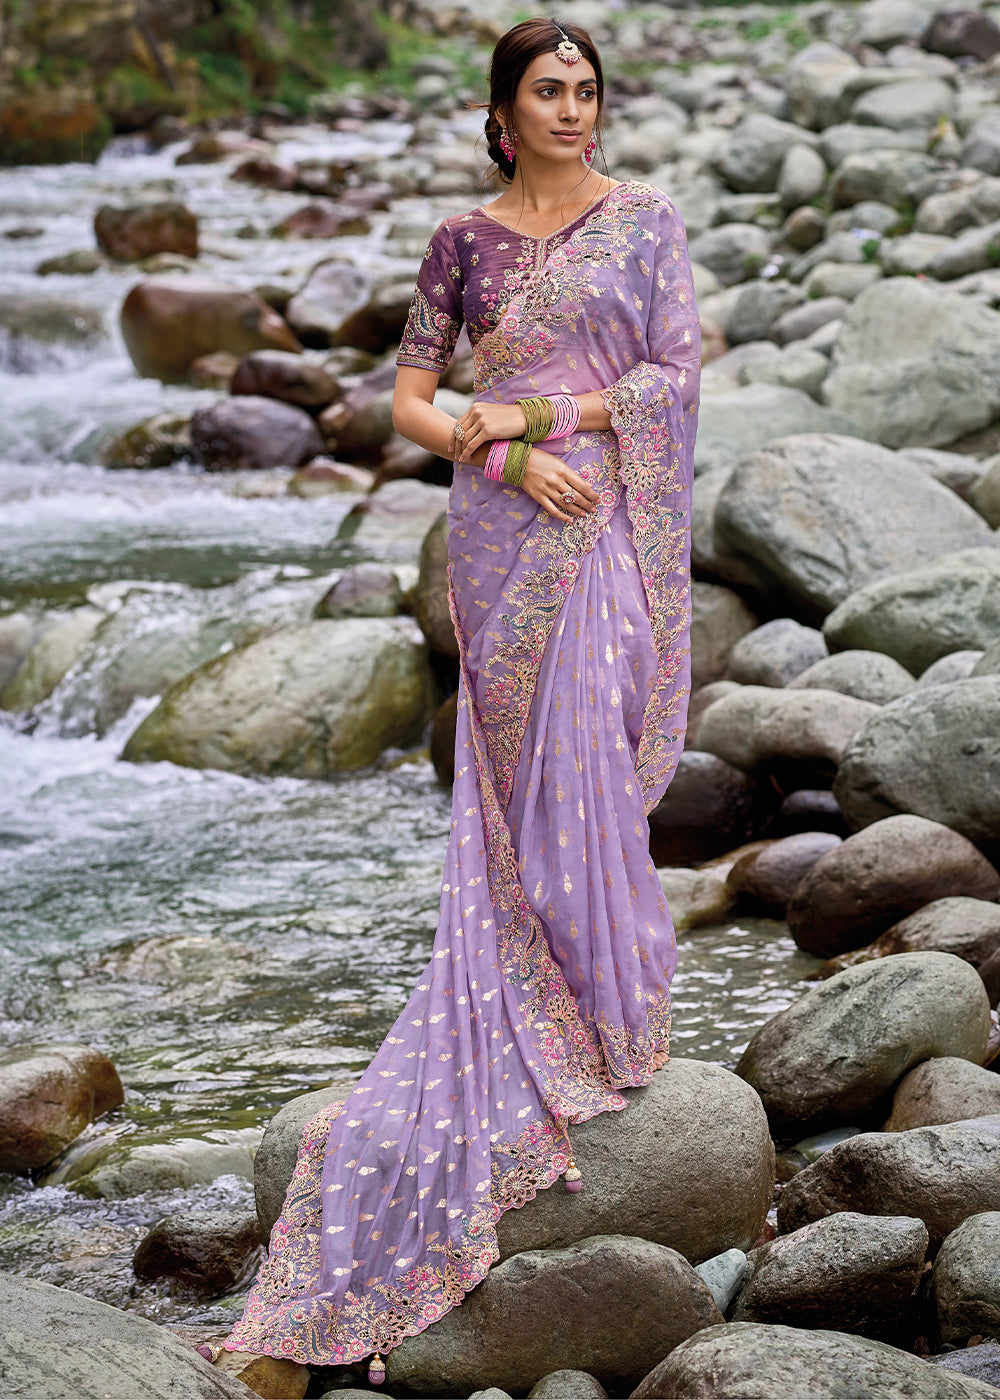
[453,423,465,442]
[560,489,576,505]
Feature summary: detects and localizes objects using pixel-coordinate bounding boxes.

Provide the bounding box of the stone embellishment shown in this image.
[554,36,582,65]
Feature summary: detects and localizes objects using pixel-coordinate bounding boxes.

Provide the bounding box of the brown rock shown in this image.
[329,278,418,354]
[411,512,456,659]
[431,691,458,785]
[727,832,842,915]
[191,397,324,472]
[213,1350,308,1399]
[288,458,374,497]
[885,1058,1000,1132]
[0,1043,124,1173]
[271,201,371,239]
[133,1209,261,1295]
[95,201,198,262]
[189,352,240,390]
[175,133,268,165]
[0,86,109,165]
[231,158,297,191]
[121,277,300,383]
[230,351,340,410]
[100,412,191,470]
[922,8,1000,60]
[786,815,1000,959]
[814,896,1000,984]
[775,788,850,838]
[648,750,780,868]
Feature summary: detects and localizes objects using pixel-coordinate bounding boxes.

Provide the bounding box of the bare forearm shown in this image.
[392,396,487,468]
[575,390,612,431]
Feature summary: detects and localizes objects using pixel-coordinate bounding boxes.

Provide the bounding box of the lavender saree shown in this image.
[227,179,700,1367]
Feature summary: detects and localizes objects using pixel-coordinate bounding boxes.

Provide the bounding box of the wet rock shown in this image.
[52,1127,261,1199]
[0,607,107,713]
[528,1370,607,1399]
[631,1321,999,1399]
[175,132,268,165]
[285,259,371,346]
[931,1344,1000,1390]
[338,479,451,563]
[231,157,297,191]
[808,806,998,948]
[271,200,370,239]
[729,1211,928,1337]
[736,952,990,1134]
[712,435,986,621]
[835,676,1000,860]
[122,617,434,778]
[386,1234,722,1398]
[886,1059,1000,1132]
[922,8,1000,61]
[431,691,458,785]
[934,1212,1000,1344]
[121,277,300,383]
[822,548,1000,676]
[816,896,1000,988]
[0,292,105,367]
[657,866,735,932]
[695,1249,750,1313]
[0,612,38,691]
[724,618,827,688]
[288,457,374,497]
[94,201,198,262]
[37,248,108,276]
[314,563,401,619]
[727,832,843,915]
[695,388,863,474]
[230,351,339,409]
[775,789,849,838]
[256,1062,774,1269]
[100,412,192,470]
[410,512,456,659]
[0,1043,123,1174]
[648,750,778,867]
[0,1273,255,1399]
[213,1350,308,1398]
[132,1209,261,1295]
[696,685,878,788]
[787,649,916,704]
[191,397,323,472]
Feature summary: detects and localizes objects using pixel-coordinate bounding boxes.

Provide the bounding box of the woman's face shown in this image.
[510,51,600,166]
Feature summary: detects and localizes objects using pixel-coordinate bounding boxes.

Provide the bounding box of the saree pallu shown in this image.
[227,181,701,1366]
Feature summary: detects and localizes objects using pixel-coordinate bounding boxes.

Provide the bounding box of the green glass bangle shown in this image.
[503,437,530,486]
[516,396,556,444]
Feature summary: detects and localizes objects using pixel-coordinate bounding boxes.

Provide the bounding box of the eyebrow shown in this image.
[530,75,597,86]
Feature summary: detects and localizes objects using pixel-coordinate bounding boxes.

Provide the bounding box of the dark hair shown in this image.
[482,17,605,183]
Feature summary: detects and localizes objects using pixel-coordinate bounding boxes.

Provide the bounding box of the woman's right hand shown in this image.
[522,446,600,523]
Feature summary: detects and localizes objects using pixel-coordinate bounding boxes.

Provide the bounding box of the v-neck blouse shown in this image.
[396,183,628,375]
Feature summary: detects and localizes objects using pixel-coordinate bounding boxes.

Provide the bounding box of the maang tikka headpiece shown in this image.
[552,25,582,65]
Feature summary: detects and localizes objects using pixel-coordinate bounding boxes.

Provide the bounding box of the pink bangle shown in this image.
[485,439,509,480]
[542,394,581,440]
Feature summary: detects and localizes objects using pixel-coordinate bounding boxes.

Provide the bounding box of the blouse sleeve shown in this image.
[395,219,464,373]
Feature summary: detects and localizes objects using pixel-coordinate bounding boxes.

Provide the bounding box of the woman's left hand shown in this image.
[451,402,528,462]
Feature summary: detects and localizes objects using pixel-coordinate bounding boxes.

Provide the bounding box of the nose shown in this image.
[560,92,580,122]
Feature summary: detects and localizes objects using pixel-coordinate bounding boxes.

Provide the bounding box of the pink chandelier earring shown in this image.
[584,133,596,163]
[499,125,517,162]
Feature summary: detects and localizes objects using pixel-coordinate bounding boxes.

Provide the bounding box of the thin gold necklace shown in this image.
[480,180,614,240]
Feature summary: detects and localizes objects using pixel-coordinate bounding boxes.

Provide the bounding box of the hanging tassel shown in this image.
[368,1352,386,1386]
[565,1155,582,1193]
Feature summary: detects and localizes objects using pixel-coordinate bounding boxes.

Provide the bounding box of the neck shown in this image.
[505,154,599,214]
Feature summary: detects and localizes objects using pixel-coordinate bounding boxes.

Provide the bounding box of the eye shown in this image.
[538,86,558,96]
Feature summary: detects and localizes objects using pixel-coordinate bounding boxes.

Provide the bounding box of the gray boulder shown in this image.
[121,617,435,777]
[787,649,915,704]
[778,145,828,209]
[822,547,1000,676]
[690,582,758,688]
[816,895,1000,988]
[713,114,819,194]
[314,563,401,620]
[735,952,991,1134]
[631,1321,999,1399]
[712,435,986,620]
[647,749,779,868]
[338,479,451,564]
[386,1235,723,1397]
[916,176,1000,237]
[695,389,864,474]
[930,219,1000,281]
[830,150,939,209]
[724,618,827,688]
[722,282,806,345]
[787,814,1000,957]
[970,454,1000,527]
[918,652,985,687]
[729,1212,928,1336]
[191,396,324,471]
[777,1117,1000,1248]
[0,1272,255,1398]
[934,1212,1000,1344]
[687,224,774,286]
[964,112,1000,175]
[931,1344,1000,1391]
[886,1059,1000,1132]
[285,258,371,343]
[132,1209,260,1295]
[695,1249,750,1314]
[739,346,830,400]
[973,641,1000,677]
[772,296,847,346]
[851,77,955,130]
[824,279,1000,448]
[528,1371,607,1399]
[833,678,1000,862]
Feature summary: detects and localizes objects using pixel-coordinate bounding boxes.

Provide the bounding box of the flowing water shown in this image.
[0,121,820,1326]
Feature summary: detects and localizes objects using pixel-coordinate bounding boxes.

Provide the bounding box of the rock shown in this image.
[729,1212,928,1336]
[0,606,107,712]
[0,292,105,368]
[787,815,1000,957]
[0,85,110,165]
[120,277,300,383]
[724,618,828,688]
[386,1234,722,1397]
[817,895,1000,987]
[430,691,458,786]
[0,1044,123,1174]
[736,951,990,1133]
[132,1210,261,1295]
[94,201,198,262]
[695,389,864,475]
[830,150,939,210]
[781,206,827,252]
[0,1273,256,1399]
[802,262,883,302]
[230,350,339,409]
[776,789,850,839]
[100,412,192,471]
[833,678,1000,861]
[851,78,955,130]
[285,259,371,345]
[212,1351,307,1399]
[713,114,819,194]
[122,617,434,778]
[778,145,828,209]
[411,512,456,659]
[256,1062,774,1266]
[695,685,879,788]
[918,652,983,687]
[528,1371,607,1399]
[771,296,847,345]
[52,1127,260,1199]
[331,278,419,355]
[739,346,830,400]
[821,127,929,171]
[931,1344,1000,1390]
[778,1117,1000,1247]
[787,650,916,704]
[231,157,297,191]
[727,833,843,915]
[880,232,954,276]
[964,113,1000,176]
[37,248,108,276]
[897,447,986,503]
[314,564,401,620]
[929,219,1000,281]
[722,282,806,346]
[657,866,735,932]
[922,8,1000,60]
[916,177,1000,237]
[695,1248,750,1314]
[272,200,371,239]
[191,397,323,472]
[825,279,1000,448]
[935,1213,1000,1344]
[189,351,240,390]
[970,456,1000,528]
[631,1321,999,1399]
[288,458,374,496]
[712,435,986,621]
[786,43,862,131]
[691,583,758,688]
[886,1059,1000,1132]
[648,751,779,868]
[686,224,773,286]
[338,479,451,563]
[822,548,1000,676]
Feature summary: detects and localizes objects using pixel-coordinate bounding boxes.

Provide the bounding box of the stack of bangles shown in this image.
[481,394,581,488]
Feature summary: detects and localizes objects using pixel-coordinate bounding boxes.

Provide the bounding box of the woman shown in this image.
[225,16,700,1383]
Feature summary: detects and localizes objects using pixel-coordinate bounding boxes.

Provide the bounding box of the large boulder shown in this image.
[411,512,457,659]
[713,114,819,194]
[120,277,300,383]
[285,259,372,345]
[121,617,435,777]
[822,548,1000,676]
[132,1209,261,1295]
[94,201,198,262]
[647,751,779,868]
[786,814,1000,957]
[230,350,339,409]
[254,1061,774,1266]
[631,1321,999,1399]
[933,1212,1000,1344]
[386,1235,724,1398]
[816,896,1000,989]
[694,389,864,475]
[0,1273,255,1399]
[0,606,107,713]
[833,678,1000,862]
[886,1059,1000,1132]
[191,396,324,471]
[729,1211,928,1337]
[787,650,916,705]
[735,952,991,1135]
[824,279,1000,448]
[0,1043,123,1173]
[338,479,451,565]
[691,582,758,688]
[851,78,955,131]
[723,619,827,688]
[777,1117,1000,1247]
[726,833,842,915]
[712,435,990,621]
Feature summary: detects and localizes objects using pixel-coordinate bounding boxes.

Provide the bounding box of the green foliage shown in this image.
[861,237,881,263]
[742,11,812,50]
